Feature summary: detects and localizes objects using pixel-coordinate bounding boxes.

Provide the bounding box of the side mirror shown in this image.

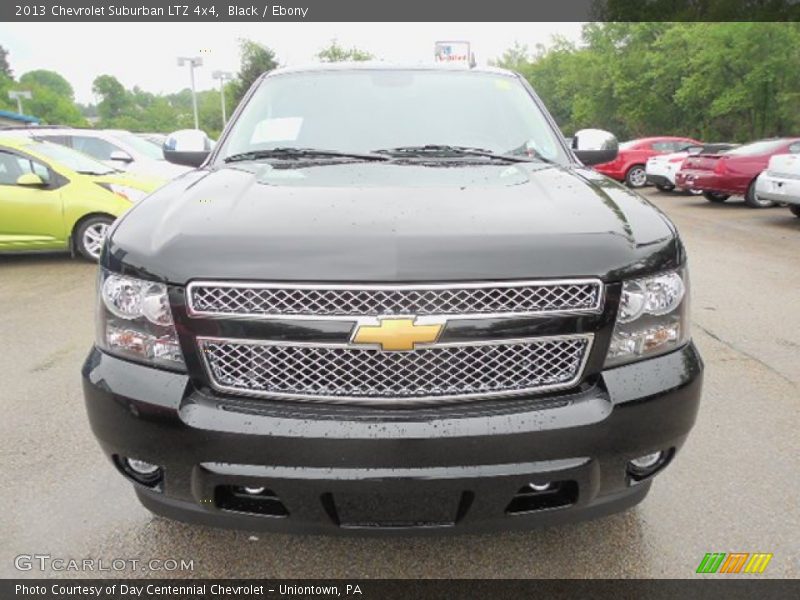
[163,129,212,168]
[571,129,619,166]
[16,173,46,187]
[109,150,133,163]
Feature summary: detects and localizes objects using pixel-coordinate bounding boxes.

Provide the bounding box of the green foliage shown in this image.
[316,39,374,63]
[231,39,279,105]
[0,45,12,78]
[16,69,86,125]
[496,22,800,142]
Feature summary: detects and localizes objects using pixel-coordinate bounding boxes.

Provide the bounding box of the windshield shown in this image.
[108,132,165,160]
[29,140,117,175]
[218,69,567,164]
[725,140,789,156]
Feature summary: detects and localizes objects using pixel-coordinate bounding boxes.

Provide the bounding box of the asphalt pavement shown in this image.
[0,189,798,578]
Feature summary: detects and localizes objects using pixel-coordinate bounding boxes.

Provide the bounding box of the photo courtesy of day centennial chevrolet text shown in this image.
[82,64,703,534]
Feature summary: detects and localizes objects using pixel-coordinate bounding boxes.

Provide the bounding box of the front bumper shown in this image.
[593,164,626,181]
[82,343,703,535]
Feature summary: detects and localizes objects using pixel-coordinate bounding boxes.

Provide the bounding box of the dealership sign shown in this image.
[434,41,472,64]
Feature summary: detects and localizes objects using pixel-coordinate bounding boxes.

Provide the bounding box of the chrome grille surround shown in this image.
[186,279,604,320]
[198,334,594,405]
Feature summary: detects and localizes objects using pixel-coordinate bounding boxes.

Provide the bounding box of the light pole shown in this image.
[177,56,203,129]
[212,70,234,126]
[8,90,32,115]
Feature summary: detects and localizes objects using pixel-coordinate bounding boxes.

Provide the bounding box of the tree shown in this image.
[16,69,85,125]
[316,39,373,63]
[0,45,12,78]
[92,74,131,122]
[232,39,278,105]
[495,22,800,142]
[20,70,74,99]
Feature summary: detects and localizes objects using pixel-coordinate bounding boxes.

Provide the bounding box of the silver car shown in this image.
[755,151,800,218]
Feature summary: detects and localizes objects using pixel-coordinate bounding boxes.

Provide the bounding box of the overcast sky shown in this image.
[0,22,584,104]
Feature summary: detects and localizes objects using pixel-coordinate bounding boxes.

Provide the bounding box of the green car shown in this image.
[0,136,164,260]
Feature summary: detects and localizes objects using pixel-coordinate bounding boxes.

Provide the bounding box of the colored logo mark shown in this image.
[696,552,773,574]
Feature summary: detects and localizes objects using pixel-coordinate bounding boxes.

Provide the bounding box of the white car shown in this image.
[5,127,191,182]
[646,143,737,193]
[646,145,703,191]
[755,153,800,218]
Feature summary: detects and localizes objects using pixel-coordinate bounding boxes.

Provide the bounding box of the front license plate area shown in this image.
[331,490,465,529]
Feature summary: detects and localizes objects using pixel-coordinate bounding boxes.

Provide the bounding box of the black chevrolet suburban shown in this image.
[82,64,703,534]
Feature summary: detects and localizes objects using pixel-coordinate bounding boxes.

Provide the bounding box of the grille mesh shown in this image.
[199,337,591,403]
[188,281,602,318]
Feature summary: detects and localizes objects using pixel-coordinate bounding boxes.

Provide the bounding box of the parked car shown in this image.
[755,152,800,218]
[646,143,738,193]
[676,138,800,207]
[83,64,703,534]
[0,136,162,260]
[594,136,702,188]
[137,132,168,147]
[5,127,191,182]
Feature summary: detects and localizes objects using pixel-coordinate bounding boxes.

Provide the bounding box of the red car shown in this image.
[675,138,800,207]
[594,136,702,188]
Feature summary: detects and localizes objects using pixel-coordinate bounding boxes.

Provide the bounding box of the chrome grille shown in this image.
[187,280,603,319]
[198,335,593,404]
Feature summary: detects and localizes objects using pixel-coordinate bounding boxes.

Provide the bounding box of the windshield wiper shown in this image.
[224,147,390,163]
[372,145,534,163]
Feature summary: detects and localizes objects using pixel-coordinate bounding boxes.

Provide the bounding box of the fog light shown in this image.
[242,486,266,495]
[126,458,159,475]
[630,452,662,469]
[526,482,551,492]
[627,450,671,482]
[118,456,162,487]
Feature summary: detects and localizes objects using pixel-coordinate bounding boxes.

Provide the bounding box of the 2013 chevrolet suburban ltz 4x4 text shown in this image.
[82,64,703,534]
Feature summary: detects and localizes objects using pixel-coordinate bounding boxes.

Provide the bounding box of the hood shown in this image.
[92,172,165,193]
[123,158,192,182]
[107,161,681,284]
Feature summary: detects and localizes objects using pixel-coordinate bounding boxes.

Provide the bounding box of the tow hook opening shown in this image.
[505,480,579,515]
[215,485,289,518]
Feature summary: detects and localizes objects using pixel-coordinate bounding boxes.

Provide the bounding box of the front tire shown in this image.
[790,205,800,218]
[703,192,730,203]
[75,216,114,261]
[625,165,647,188]
[744,180,775,208]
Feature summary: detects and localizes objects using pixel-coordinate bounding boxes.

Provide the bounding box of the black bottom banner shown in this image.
[2,579,799,600]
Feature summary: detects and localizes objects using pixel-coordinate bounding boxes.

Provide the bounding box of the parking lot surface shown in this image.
[1,189,798,579]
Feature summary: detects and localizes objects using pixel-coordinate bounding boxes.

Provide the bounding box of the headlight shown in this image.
[99,183,148,203]
[97,270,185,369]
[605,268,690,367]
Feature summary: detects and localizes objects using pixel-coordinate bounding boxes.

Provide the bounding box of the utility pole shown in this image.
[8,90,32,115]
[212,70,234,126]
[177,56,203,129]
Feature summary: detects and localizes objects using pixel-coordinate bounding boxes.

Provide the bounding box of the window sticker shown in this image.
[251,117,303,144]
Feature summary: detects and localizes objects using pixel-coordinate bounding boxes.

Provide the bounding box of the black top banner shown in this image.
[3,0,800,22]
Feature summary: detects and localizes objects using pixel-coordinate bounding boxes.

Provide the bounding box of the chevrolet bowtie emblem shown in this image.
[351,317,444,351]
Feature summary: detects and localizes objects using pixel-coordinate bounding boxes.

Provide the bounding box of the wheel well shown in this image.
[70,212,116,254]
